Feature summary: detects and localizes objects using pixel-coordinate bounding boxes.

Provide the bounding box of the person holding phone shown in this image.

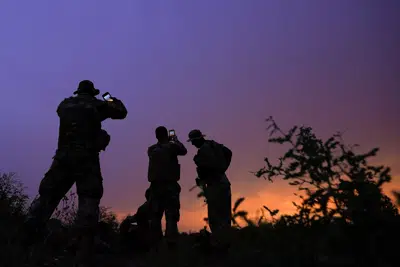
[23,80,127,266]
[147,126,187,248]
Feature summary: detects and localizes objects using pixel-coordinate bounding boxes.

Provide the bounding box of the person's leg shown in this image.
[24,158,73,246]
[218,183,232,248]
[205,181,232,250]
[148,183,164,245]
[205,184,218,234]
[74,156,103,267]
[164,182,181,247]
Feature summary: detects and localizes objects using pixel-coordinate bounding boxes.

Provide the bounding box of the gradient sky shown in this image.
[0,0,399,231]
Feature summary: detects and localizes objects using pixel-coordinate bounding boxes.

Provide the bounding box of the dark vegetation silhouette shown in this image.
[1,117,399,267]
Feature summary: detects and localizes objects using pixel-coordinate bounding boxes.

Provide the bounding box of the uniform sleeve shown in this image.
[147,146,152,157]
[170,140,187,156]
[97,98,128,121]
[56,99,67,117]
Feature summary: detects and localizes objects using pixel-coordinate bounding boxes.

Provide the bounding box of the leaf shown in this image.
[270,209,279,216]
[235,211,248,217]
[233,197,245,212]
[245,218,256,227]
[257,216,264,225]
[263,205,272,212]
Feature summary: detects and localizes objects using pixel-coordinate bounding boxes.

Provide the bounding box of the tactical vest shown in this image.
[56,95,102,153]
[147,143,181,183]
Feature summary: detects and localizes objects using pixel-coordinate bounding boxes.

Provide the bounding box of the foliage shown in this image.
[0,172,28,217]
[0,172,29,267]
[254,116,399,226]
[99,206,119,231]
[52,191,77,225]
[51,191,119,231]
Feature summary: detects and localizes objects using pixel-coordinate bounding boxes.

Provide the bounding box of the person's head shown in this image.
[187,129,206,148]
[155,126,169,143]
[73,80,100,97]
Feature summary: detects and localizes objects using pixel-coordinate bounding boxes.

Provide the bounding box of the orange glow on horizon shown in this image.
[115,175,399,232]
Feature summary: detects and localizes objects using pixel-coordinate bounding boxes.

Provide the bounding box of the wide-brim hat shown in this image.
[73,80,100,96]
[187,129,206,142]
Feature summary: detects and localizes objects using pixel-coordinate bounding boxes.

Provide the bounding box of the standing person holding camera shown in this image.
[23,80,127,267]
[147,126,187,248]
[187,129,232,252]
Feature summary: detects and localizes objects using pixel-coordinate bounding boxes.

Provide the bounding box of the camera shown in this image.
[169,129,177,141]
[169,129,176,138]
[102,92,113,101]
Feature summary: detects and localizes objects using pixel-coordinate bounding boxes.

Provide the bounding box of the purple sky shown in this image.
[1,0,399,231]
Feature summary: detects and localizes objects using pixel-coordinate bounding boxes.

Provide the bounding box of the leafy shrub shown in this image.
[255,116,399,226]
[52,191,78,226]
[0,172,28,217]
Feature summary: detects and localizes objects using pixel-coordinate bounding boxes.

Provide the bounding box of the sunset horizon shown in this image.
[1,0,399,234]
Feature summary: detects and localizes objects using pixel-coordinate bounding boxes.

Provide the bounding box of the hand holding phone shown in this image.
[102,92,113,102]
[169,129,177,140]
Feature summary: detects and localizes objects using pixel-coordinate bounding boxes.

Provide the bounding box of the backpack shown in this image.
[147,143,180,182]
[221,144,232,171]
[209,141,232,173]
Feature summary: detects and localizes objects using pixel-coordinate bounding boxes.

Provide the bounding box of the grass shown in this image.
[2,213,397,267]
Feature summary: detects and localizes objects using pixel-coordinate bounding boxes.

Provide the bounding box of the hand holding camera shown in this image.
[102,92,124,105]
[102,92,113,102]
[169,129,177,142]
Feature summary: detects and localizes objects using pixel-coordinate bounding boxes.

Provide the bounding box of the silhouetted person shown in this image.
[24,80,127,267]
[119,188,153,252]
[147,126,187,247]
[187,129,232,251]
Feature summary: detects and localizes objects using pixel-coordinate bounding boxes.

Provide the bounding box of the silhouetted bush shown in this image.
[52,191,78,225]
[252,117,399,265]
[0,172,28,217]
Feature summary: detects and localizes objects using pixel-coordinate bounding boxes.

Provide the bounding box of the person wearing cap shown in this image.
[147,126,187,248]
[23,80,127,266]
[187,129,232,251]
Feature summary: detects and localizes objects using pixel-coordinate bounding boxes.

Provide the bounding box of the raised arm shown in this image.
[170,139,187,156]
[97,98,128,121]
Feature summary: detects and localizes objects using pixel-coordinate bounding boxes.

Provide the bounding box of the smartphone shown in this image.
[169,129,176,138]
[102,92,113,101]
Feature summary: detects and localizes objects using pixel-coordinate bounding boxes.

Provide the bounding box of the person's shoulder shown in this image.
[58,96,73,105]
[57,96,75,111]
[75,95,103,106]
[59,95,101,108]
[198,140,213,152]
[147,143,159,153]
[209,140,226,148]
[148,143,158,149]
[205,140,219,147]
